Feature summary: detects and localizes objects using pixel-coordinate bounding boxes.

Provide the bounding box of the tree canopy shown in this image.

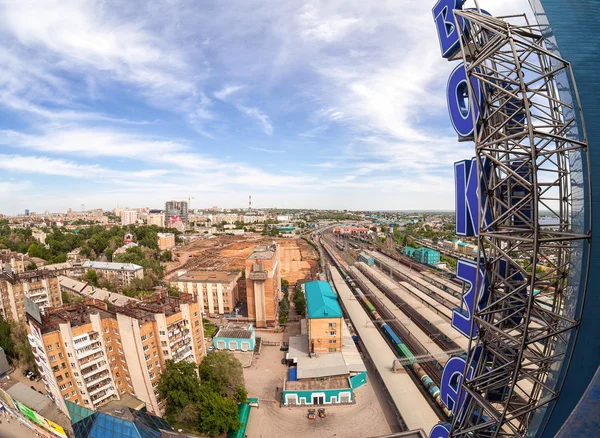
[158,355,243,437]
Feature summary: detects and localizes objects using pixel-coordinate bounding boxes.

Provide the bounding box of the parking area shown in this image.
[243,331,400,438]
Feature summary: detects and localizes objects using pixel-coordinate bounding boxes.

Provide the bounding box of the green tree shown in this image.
[11,321,36,371]
[166,284,180,297]
[61,290,72,304]
[160,250,173,262]
[0,317,15,359]
[25,262,37,271]
[158,360,203,424]
[85,269,99,286]
[293,286,306,316]
[198,351,245,401]
[197,387,240,437]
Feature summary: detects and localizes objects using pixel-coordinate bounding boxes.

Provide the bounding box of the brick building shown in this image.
[245,244,281,327]
[0,270,62,322]
[26,294,206,416]
[171,270,241,316]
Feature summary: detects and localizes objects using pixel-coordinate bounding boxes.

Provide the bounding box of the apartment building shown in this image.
[147,213,165,227]
[305,281,343,354]
[0,252,26,273]
[0,270,62,322]
[245,244,281,327]
[171,270,242,316]
[157,233,175,251]
[120,210,138,226]
[26,294,206,416]
[81,261,144,287]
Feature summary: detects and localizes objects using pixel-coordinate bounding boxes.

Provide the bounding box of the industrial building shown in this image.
[403,246,440,266]
[165,200,188,225]
[283,280,366,406]
[171,270,242,316]
[213,323,256,351]
[245,244,281,327]
[81,261,144,287]
[0,270,62,322]
[25,293,206,416]
[357,252,375,266]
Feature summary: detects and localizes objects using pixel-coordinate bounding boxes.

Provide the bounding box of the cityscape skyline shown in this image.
[0,0,530,215]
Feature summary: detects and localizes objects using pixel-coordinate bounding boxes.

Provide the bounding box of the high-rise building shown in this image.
[26,294,206,416]
[0,270,62,322]
[165,201,188,225]
[172,270,242,316]
[245,244,281,328]
[25,209,30,216]
[120,210,138,226]
[147,213,165,227]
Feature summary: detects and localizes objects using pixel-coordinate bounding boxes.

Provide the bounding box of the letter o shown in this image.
[447,63,482,138]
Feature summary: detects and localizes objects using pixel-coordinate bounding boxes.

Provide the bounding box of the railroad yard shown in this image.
[313,229,471,434]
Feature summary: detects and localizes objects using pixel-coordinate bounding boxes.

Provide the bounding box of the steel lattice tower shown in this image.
[450,10,591,437]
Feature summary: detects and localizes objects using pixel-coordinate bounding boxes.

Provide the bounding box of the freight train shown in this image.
[352,285,451,417]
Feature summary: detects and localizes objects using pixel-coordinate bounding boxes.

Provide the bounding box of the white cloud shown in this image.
[214,85,245,101]
[236,105,274,135]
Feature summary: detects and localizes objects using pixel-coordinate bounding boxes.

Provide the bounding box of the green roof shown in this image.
[66,400,95,424]
[305,281,343,319]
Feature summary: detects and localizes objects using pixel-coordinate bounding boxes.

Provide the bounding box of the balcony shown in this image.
[91,387,116,405]
[88,379,113,397]
[31,296,49,305]
[29,289,48,298]
[81,360,108,378]
[85,372,111,387]
[76,346,103,360]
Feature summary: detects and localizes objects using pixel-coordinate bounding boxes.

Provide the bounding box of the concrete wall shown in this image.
[282,388,353,405]
[308,317,342,354]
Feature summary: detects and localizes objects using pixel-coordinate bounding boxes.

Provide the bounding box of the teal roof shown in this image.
[66,400,95,424]
[305,281,343,319]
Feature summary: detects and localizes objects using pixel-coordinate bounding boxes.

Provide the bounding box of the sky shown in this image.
[0,0,533,215]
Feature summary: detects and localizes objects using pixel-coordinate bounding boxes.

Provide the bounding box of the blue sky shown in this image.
[0,0,531,215]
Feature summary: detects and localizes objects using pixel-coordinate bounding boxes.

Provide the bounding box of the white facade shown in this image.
[147,214,165,227]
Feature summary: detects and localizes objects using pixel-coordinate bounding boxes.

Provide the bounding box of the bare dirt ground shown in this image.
[243,325,399,438]
[164,235,319,285]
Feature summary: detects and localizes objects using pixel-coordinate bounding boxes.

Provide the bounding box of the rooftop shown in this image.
[82,261,143,271]
[284,377,350,391]
[72,406,173,438]
[38,294,194,333]
[174,270,240,283]
[305,281,343,319]
[215,323,254,339]
[58,276,139,307]
[247,244,277,260]
[287,335,349,379]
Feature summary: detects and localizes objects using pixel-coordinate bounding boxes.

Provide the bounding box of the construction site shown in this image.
[164,235,320,286]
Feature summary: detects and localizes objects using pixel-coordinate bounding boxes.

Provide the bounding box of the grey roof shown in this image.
[288,335,349,379]
[6,381,50,412]
[59,276,139,306]
[216,328,253,339]
[82,261,143,272]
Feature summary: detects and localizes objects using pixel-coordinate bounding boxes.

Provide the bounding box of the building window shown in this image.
[74,372,79,377]
[159,331,165,336]
[143,345,149,352]
[72,390,76,396]
[113,329,119,335]
[67,353,73,358]
[49,355,56,362]
[163,350,169,356]
[195,321,199,326]
[46,344,53,351]
[141,335,147,342]
[65,394,70,399]
[149,332,154,338]
[105,337,111,342]
[328,322,337,328]
[329,331,336,336]
[56,342,60,348]
[161,341,167,347]
[328,348,337,352]
[59,384,66,390]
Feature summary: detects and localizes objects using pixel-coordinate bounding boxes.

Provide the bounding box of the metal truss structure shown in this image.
[451,9,590,438]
